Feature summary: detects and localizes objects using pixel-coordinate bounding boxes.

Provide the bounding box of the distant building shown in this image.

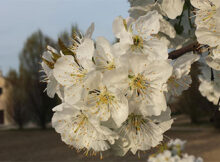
[0,71,12,125]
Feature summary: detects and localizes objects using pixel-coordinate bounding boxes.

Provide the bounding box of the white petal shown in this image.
[206,47,220,70]
[120,54,150,74]
[64,85,83,105]
[173,52,200,78]
[109,88,128,127]
[41,61,51,77]
[159,18,176,38]
[143,38,169,60]
[102,67,128,88]
[190,0,212,10]
[135,10,161,36]
[140,89,167,116]
[196,27,220,47]
[52,103,65,112]
[53,55,84,87]
[112,16,127,38]
[84,22,95,39]
[94,37,115,70]
[150,107,172,122]
[213,0,220,8]
[159,119,174,132]
[167,75,192,97]
[143,60,173,86]
[47,77,58,98]
[76,38,94,69]
[84,71,103,89]
[162,0,185,19]
[96,36,112,55]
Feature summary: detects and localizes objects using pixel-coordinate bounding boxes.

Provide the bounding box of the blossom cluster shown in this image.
[128,0,200,103]
[41,0,204,158]
[191,0,220,106]
[129,0,185,48]
[148,139,203,162]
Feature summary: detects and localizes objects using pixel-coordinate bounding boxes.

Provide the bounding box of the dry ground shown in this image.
[1,115,220,162]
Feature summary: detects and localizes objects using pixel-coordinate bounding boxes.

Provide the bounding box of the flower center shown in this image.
[89,88,115,106]
[97,89,115,106]
[131,35,144,51]
[123,113,147,134]
[106,61,116,70]
[195,5,217,31]
[202,6,216,21]
[129,73,147,92]
[168,76,179,88]
[72,113,88,133]
[70,70,87,84]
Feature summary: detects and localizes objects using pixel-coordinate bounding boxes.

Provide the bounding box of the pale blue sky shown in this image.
[0,0,129,75]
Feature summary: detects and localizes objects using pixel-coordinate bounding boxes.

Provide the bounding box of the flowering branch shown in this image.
[168,42,200,60]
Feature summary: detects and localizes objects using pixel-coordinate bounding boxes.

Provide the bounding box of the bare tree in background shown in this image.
[6,69,28,129]
[19,31,58,129]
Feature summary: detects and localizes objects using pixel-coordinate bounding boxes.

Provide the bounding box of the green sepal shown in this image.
[42,58,54,69]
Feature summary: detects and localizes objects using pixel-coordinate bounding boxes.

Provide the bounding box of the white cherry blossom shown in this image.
[167,138,186,155]
[148,150,180,162]
[93,37,119,72]
[81,71,129,127]
[53,24,95,105]
[53,55,91,105]
[191,0,220,30]
[195,27,220,47]
[114,112,173,156]
[117,54,172,116]
[199,77,220,105]
[199,65,220,105]
[52,104,118,154]
[148,150,203,162]
[206,46,220,70]
[113,11,169,60]
[191,0,220,47]
[167,53,200,100]
[128,0,184,39]
[41,45,62,98]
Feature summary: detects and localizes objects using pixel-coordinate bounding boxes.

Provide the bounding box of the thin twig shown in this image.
[168,41,200,60]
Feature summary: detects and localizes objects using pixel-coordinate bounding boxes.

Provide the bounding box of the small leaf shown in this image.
[58,38,75,56]
[128,74,134,79]
[42,58,54,69]
[47,47,60,62]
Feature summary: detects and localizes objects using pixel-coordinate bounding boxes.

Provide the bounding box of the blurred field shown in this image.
[0,116,220,162]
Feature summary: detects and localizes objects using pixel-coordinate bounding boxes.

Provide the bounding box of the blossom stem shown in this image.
[211,68,214,81]
[168,41,200,60]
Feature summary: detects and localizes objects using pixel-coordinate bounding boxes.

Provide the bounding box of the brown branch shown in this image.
[168,41,200,60]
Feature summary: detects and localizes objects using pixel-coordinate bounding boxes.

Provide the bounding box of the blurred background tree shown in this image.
[18,30,58,129]
[5,69,27,129]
